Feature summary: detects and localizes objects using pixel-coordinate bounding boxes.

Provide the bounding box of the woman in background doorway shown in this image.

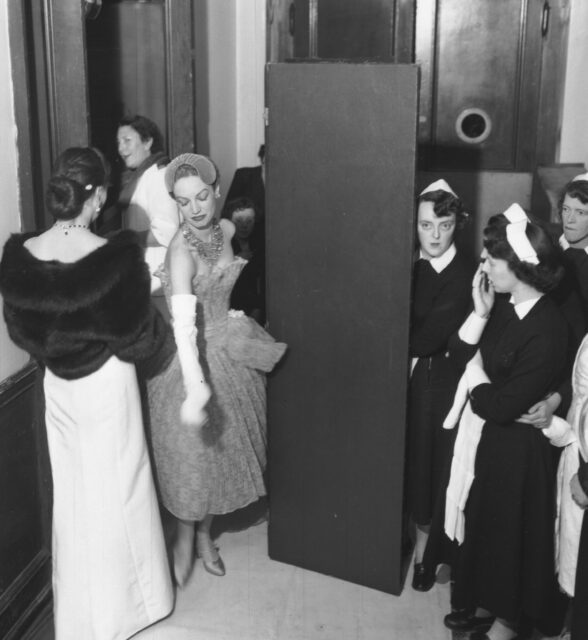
[116,114,179,316]
[147,153,286,586]
[221,196,266,324]
[0,147,174,640]
[407,179,474,591]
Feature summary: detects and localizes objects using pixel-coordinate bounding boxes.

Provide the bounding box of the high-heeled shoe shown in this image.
[202,553,226,577]
[196,535,226,577]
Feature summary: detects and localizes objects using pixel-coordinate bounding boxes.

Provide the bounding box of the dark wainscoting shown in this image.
[0,362,53,639]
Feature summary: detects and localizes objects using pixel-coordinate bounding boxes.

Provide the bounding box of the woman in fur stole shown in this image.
[0,147,175,640]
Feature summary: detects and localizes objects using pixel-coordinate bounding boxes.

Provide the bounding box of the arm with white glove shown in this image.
[170,293,211,427]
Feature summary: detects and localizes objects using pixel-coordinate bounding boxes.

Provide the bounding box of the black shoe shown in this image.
[443,609,494,632]
[411,562,435,592]
[469,634,522,640]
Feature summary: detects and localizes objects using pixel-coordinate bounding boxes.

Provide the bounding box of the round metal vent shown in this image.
[455,108,492,144]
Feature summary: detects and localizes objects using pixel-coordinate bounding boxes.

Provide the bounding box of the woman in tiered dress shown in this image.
[147,153,286,585]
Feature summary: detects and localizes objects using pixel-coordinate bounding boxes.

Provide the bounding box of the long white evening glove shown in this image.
[170,294,211,427]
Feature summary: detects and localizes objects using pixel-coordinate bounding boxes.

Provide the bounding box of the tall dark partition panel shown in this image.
[266,63,418,594]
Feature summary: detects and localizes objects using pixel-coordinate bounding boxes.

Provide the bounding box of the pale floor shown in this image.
[133,517,452,640]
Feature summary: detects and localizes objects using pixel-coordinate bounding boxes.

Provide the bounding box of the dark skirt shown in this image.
[450,421,563,634]
[406,354,459,525]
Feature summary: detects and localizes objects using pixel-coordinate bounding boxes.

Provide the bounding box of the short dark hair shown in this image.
[558,178,588,212]
[46,147,110,221]
[222,196,259,222]
[483,212,563,293]
[417,189,469,229]
[118,114,164,154]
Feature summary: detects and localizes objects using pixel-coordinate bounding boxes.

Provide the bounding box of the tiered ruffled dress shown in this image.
[147,258,286,520]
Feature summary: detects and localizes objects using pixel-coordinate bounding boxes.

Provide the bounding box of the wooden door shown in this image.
[266,62,418,595]
[86,0,196,166]
[292,0,415,62]
[416,0,570,170]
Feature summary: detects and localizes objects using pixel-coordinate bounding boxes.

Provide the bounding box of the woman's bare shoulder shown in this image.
[219,217,235,239]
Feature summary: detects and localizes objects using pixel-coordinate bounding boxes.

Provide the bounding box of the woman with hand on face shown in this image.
[147,154,286,587]
[0,148,174,640]
[441,205,568,640]
[407,180,475,592]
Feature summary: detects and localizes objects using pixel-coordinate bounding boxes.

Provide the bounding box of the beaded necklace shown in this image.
[53,222,89,236]
[180,221,224,267]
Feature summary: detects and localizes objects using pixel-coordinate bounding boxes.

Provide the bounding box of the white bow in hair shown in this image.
[420,179,457,197]
[503,203,539,265]
[572,172,588,183]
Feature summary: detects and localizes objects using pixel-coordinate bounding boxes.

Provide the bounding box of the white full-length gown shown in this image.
[556,334,588,596]
[44,356,173,640]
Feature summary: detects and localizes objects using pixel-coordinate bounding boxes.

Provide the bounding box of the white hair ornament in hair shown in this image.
[572,172,588,183]
[420,179,457,197]
[503,203,539,265]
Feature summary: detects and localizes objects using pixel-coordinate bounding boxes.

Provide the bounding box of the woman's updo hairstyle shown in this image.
[46,147,109,221]
[417,188,469,230]
[483,211,563,293]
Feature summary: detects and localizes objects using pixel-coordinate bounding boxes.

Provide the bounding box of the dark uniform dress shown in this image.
[407,246,474,526]
[552,241,588,412]
[449,296,568,634]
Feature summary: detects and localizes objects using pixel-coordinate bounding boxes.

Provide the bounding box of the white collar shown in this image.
[420,243,456,274]
[509,294,543,319]
[559,234,588,253]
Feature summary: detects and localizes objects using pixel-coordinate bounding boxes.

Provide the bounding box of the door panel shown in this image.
[317,0,396,59]
[86,0,195,166]
[266,62,418,594]
[416,0,567,171]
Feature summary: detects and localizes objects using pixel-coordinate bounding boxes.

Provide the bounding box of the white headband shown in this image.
[420,179,457,198]
[503,203,539,265]
[572,172,588,182]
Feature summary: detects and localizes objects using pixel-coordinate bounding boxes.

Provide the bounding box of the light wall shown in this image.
[559,0,588,167]
[0,3,29,381]
[194,0,266,209]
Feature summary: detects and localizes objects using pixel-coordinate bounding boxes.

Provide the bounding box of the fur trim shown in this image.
[0,230,173,379]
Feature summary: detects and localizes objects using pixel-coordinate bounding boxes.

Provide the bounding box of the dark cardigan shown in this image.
[0,230,174,380]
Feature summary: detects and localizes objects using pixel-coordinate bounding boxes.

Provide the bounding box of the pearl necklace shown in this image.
[180,221,224,267]
[54,221,89,236]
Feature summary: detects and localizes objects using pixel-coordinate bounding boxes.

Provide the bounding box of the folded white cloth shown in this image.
[443,351,488,543]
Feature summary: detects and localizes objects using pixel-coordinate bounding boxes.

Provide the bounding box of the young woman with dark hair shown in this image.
[407,179,475,591]
[0,147,175,639]
[440,205,568,640]
[221,196,266,324]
